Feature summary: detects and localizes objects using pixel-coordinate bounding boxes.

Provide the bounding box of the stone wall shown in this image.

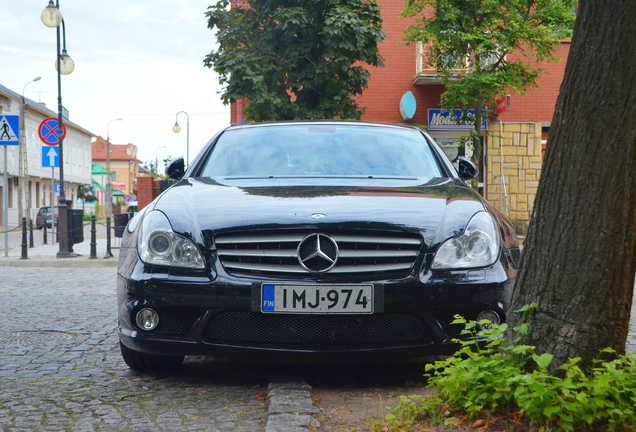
[485,122,543,235]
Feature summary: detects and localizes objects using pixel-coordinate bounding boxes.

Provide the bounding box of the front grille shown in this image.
[215,230,422,278]
[203,311,432,345]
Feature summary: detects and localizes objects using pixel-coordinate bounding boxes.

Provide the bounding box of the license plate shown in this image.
[261,284,374,314]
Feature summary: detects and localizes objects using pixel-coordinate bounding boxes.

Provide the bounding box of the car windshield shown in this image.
[199,124,444,178]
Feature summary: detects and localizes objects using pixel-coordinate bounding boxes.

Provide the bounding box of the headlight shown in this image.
[138,210,205,269]
[432,211,500,270]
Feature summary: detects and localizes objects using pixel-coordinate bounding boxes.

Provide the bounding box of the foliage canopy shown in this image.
[401,0,576,160]
[77,184,96,204]
[204,0,385,122]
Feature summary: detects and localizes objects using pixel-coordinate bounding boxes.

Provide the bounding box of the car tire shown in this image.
[119,342,184,372]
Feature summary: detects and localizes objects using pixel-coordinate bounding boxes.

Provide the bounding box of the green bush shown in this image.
[382,305,636,431]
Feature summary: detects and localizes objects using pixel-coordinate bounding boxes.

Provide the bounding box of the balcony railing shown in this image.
[414,42,465,85]
[414,42,501,85]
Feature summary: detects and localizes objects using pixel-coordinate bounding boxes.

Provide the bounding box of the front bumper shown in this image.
[117,247,515,362]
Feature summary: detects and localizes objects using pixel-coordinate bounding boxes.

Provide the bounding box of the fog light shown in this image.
[477,310,500,330]
[136,308,159,331]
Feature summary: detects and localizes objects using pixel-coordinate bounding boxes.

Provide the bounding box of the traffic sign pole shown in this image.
[3,146,7,257]
[38,116,68,256]
[1,115,19,257]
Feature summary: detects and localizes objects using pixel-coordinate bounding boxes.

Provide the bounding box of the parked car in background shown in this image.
[35,206,59,229]
[117,121,521,371]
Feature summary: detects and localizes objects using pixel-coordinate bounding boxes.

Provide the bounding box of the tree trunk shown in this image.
[509,0,636,373]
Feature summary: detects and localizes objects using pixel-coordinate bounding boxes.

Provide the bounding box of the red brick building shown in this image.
[357,2,569,126]
[229,0,569,234]
[353,1,570,233]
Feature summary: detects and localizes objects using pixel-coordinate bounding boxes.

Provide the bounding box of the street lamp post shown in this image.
[19,76,41,222]
[172,111,189,166]
[155,145,167,176]
[41,0,74,258]
[105,118,123,219]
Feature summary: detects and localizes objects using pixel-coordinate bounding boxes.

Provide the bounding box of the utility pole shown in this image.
[18,101,28,221]
[19,77,42,221]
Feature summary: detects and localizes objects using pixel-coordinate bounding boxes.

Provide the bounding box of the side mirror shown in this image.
[457,156,478,181]
[166,157,185,180]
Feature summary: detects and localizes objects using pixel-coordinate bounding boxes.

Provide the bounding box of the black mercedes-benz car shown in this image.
[117,121,520,371]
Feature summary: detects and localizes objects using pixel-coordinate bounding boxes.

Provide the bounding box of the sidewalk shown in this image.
[0,221,120,268]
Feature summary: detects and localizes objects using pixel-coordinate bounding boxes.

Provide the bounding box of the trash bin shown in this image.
[71,209,84,244]
[113,213,130,238]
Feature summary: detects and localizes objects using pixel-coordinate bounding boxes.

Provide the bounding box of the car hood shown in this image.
[152,177,487,251]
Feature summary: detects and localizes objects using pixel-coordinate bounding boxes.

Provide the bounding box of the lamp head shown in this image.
[55,51,75,75]
[41,1,62,28]
[172,123,181,133]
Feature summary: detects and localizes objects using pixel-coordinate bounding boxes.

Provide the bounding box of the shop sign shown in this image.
[428,109,487,130]
[496,97,507,115]
[111,181,127,189]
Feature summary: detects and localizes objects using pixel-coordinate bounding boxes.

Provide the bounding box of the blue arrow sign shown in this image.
[0,115,20,145]
[42,146,60,168]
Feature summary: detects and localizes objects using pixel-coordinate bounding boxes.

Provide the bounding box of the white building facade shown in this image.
[0,83,94,227]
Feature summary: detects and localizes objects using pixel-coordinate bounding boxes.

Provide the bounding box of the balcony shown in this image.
[414,42,465,85]
[413,42,501,85]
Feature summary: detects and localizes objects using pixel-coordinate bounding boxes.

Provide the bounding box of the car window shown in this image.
[199,124,444,178]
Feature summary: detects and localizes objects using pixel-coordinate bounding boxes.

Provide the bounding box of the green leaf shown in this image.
[515,303,540,314]
[543,405,561,417]
[513,322,530,335]
[534,353,554,370]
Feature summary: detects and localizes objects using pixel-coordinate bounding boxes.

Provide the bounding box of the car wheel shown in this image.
[119,342,184,372]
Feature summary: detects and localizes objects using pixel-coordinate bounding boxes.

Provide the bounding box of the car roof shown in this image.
[225,120,421,133]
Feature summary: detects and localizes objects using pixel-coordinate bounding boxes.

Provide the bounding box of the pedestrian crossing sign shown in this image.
[0,115,19,145]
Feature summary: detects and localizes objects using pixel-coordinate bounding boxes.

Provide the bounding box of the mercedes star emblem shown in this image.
[297,233,339,273]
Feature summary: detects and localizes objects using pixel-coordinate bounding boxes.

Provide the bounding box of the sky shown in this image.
[0,0,231,172]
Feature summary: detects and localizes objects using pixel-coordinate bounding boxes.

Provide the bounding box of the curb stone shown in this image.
[266,382,320,431]
[0,257,118,268]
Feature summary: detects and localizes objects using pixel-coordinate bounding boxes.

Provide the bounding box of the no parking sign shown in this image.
[38,117,67,145]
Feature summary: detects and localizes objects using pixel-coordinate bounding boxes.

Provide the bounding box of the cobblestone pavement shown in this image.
[1,268,634,431]
[0,268,269,431]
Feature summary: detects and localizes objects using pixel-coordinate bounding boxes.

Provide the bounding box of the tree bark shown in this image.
[509,0,636,373]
